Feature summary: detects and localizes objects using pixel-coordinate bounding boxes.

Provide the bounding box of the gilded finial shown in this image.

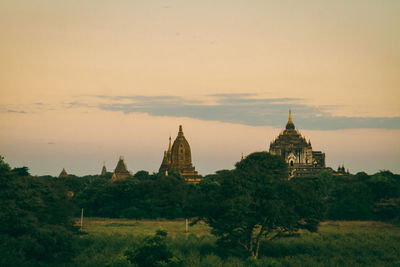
[285,109,295,130]
[178,125,184,136]
[168,136,172,151]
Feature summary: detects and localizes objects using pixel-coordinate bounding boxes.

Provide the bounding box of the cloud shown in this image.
[74,94,400,130]
[6,109,26,114]
[65,101,93,109]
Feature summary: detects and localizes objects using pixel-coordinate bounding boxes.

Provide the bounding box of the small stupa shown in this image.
[59,168,68,178]
[111,156,131,182]
[101,162,107,176]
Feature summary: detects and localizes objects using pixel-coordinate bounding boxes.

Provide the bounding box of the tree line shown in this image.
[57,157,400,225]
[1,153,399,265]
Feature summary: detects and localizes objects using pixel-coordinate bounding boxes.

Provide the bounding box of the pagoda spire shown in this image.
[111,156,131,182]
[101,161,107,176]
[285,109,295,130]
[168,136,172,152]
[59,168,68,178]
[178,125,184,136]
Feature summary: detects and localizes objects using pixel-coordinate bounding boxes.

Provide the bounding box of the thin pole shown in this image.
[185,218,188,233]
[80,208,84,230]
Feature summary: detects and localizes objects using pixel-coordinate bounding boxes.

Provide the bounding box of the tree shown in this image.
[0,156,11,175]
[125,230,181,267]
[0,156,78,266]
[134,170,151,180]
[11,166,30,176]
[199,152,324,258]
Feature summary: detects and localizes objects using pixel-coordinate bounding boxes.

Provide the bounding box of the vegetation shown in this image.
[124,229,181,267]
[71,219,400,267]
[66,171,196,219]
[197,152,324,258]
[0,156,78,267]
[1,154,400,266]
[50,158,400,227]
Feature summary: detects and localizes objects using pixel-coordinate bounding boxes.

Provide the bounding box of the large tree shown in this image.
[198,152,324,258]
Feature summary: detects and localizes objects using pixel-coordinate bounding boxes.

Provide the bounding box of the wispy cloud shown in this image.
[87,94,400,130]
[11,94,397,130]
[6,109,26,114]
[65,101,94,109]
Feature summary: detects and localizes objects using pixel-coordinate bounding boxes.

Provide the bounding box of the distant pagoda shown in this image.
[111,156,131,182]
[58,168,68,178]
[159,125,202,183]
[101,162,107,176]
[269,110,328,178]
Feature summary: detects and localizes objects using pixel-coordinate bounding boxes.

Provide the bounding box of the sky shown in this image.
[0,0,399,176]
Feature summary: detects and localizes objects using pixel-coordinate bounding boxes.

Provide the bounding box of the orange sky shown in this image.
[0,1,399,175]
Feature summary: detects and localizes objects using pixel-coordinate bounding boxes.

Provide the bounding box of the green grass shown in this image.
[259,221,400,267]
[73,219,400,267]
[77,217,211,237]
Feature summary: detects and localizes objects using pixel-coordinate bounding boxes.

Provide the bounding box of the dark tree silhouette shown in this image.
[199,152,324,258]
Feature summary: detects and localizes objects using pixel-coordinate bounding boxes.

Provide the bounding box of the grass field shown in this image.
[78,217,400,236]
[73,218,400,266]
[78,217,211,237]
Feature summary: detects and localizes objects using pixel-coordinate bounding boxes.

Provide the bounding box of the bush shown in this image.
[125,230,182,267]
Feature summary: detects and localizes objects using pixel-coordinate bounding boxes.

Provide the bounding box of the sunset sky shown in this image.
[1,0,399,176]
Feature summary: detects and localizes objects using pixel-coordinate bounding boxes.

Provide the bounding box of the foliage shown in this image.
[125,230,182,267]
[0,156,78,267]
[71,220,400,267]
[0,156,11,175]
[2,150,400,266]
[70,172,193,219]
[198,152,325,258]
[322,170,400,223]
[52,155,399,224]
[11,166,30,176]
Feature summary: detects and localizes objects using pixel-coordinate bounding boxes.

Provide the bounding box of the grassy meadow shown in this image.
[73,218,400,267]
[79,217,211,237]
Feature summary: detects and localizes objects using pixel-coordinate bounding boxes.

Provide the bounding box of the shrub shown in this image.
[125,230,182,267]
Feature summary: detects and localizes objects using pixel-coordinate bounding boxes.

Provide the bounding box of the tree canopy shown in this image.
[198,152,325,258]
[0,156,78,266]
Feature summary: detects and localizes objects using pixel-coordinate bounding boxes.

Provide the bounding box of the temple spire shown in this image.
[159,125,202,184]
[59,168,68,178]
[111,156,131,182]
[101,162,107,176]
[285,109,295,130]
[178,125,184,136]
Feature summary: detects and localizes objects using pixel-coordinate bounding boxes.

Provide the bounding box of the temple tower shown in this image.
[111,156,131,182]
[101,162,107,176]
[159,125,202,183]
[59,168,68,178]
[269,110,326,177]
[170,125,193,173]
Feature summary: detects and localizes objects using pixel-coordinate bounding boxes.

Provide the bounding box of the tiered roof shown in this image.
[159,125,202,183]
[59,168,68,178]
[111,156,131,182]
